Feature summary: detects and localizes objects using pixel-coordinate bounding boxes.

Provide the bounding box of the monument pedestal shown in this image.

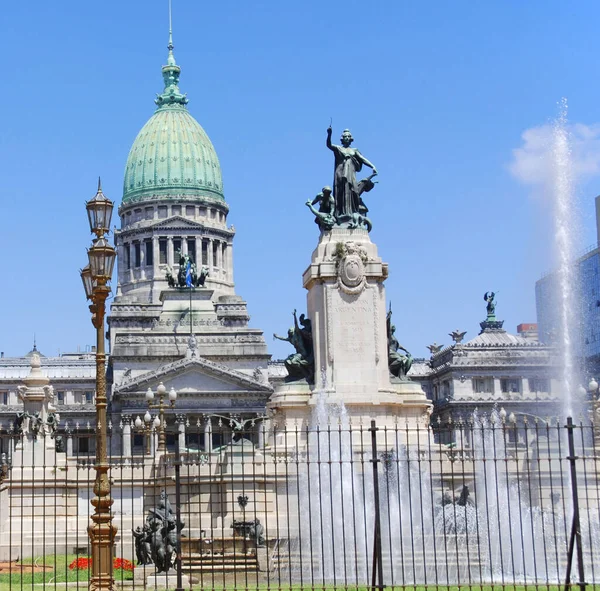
[268,227,431,444]
[144,572,190,589]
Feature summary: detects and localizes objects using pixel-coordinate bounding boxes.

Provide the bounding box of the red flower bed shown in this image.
[68,557,91,571]
[113,558,134,572]
[68,557,134,571]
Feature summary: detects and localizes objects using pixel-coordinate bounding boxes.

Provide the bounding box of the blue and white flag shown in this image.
[185,260,193,287]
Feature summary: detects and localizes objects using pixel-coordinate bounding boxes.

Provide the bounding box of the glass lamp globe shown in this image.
[86,179,114,237]
[144,411,152,424]
[80,265,94,300]
[157,383,167,396]
[169,387,177,402]
[589,378,598,393]
[153,416,161,428]
[134,416,142,429]
[145,388,154,402]
[88,237,116,280]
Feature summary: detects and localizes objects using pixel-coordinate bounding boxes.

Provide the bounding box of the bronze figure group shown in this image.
[306,127,378,232]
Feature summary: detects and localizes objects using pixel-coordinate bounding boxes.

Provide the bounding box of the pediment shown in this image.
[151,216,205,231]
[115,355,273,395]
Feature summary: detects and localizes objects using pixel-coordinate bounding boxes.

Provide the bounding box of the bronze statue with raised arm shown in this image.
[326,126,378,227]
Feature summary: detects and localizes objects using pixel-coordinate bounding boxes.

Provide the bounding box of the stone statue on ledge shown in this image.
[484,291,496,319]
[386,307,413,380]
[273,310,315,384]
[480,291,504,332]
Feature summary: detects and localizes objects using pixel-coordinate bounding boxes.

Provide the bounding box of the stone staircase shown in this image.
[181,536,261,573]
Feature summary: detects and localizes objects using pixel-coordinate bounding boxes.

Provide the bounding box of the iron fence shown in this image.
[0,413,598,590]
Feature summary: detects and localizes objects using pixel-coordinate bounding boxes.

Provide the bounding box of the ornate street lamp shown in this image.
[134,413,154,455]
[80,179,117,591]
[146,382,177,453]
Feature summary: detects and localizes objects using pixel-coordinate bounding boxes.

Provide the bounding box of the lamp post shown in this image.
[80,179,117,591]
[146,382,177,453]
[134,413,155,455]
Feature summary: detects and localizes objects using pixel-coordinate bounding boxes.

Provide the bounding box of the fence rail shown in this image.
[0,413,598,590]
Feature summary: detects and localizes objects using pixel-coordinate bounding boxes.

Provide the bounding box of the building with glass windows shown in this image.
[536,196,600,374]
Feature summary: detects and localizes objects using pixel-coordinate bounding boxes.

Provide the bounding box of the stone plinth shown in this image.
[145,572,190,589]
[303,228,389,396]
[269,227,431,442]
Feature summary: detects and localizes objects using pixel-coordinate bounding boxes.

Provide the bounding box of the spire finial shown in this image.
[169,0,173,46]
[97,176,102,193]
[155,0,188,109]
[167,0,176,66]
[33,334,37,352]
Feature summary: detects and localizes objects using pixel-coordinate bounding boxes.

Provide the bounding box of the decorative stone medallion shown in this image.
[335,241,369,295]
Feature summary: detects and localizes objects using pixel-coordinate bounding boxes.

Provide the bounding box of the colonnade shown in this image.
[120,235,233,284]
[118,414,268,458]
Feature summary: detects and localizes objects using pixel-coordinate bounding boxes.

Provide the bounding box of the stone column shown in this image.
[151,428,158,455]
[167,236,174,266]
[194,239,200,267]
[182,238,188,256]
[139,241,145,280]
[493,377,502,397]
[226,241,234,284]
[257,419,267,449]
[221,243,226,278]
[121,415,132,460]
[216,240,222,273]
[204,417,212,453]
[66,430,73,457]
[176,414,186,453]
[129,243,135,281]
[208,239,214,273]
[521,376,532,398]
[117,242,125,284]
[8,435,14,461]
[153,236,159,275]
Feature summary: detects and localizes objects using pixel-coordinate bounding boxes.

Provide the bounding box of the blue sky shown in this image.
[1,0,600,359]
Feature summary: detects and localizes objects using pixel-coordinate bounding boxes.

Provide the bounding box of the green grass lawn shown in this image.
[182,586,595,591]
[0,565,591,591]
[0,554,133,588]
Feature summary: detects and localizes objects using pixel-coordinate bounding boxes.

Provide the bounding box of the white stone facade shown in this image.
[0,349,97,456]
[408,323,561,433]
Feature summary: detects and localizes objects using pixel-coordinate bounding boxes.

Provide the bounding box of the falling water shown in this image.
[551,98,577,416]
[291,390,371,585]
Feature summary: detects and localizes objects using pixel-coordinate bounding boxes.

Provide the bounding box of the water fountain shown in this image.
[552,98,579,416]
[266,111,599,588]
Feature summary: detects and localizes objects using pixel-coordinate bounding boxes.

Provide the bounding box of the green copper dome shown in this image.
[122,35,223,205]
